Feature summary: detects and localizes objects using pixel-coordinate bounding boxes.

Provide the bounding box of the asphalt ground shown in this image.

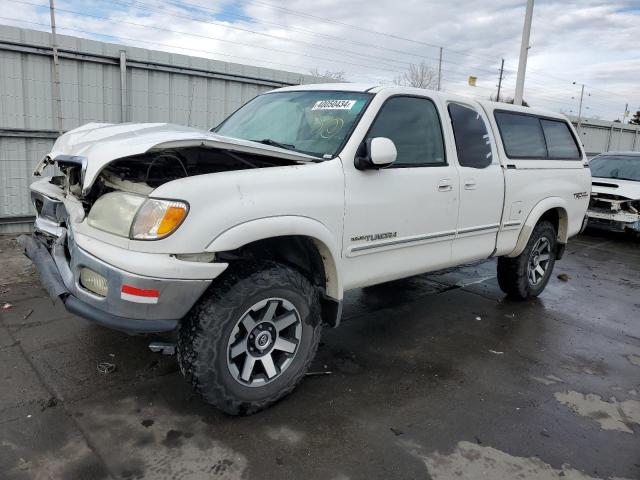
[0,230,639,480]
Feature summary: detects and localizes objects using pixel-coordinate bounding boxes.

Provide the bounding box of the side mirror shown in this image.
[355,137,397,170]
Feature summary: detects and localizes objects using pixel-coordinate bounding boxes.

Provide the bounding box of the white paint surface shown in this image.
[554,390,640,434]
[401,440,633,480]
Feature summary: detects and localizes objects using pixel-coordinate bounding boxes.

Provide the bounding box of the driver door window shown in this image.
[367,96,446,167]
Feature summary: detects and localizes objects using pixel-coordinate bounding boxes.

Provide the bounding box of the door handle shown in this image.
[437,179,453,192]
[464,179,477,190]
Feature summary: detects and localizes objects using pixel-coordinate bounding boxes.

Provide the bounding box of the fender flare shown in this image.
[205,216,343,300]
[507,197,569,258]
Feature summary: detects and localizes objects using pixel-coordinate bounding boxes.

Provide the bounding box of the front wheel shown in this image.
[497,220,557,300]
[177,261,322,415]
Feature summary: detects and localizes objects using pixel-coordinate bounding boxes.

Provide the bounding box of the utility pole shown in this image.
[496,58,504,102]
[514,0,534,106]
[437,47,443,91]
[576,83,584,135]
[49,0,63,134]
[617,103,629,150]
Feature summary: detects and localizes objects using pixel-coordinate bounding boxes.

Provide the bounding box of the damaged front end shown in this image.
[21,123,315,333]
[586,191,640,234]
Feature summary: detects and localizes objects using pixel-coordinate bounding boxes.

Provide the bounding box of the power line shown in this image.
[6,0,410,73]
[0,19,617,119]
[0,11,505,93]
[5,0,634,117]
[108,0,413,70]
[8,0,506,80]
[0,16,331,73]
[162,0,480,68]
[247,0,505,64]
[112,0,505,77]
[502,64,635,102]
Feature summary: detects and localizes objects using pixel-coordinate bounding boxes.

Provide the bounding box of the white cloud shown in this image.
[1,0,638,120]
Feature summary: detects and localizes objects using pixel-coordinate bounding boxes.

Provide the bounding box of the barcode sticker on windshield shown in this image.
[311,100,357,111]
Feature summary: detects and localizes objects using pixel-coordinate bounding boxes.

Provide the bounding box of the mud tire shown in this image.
[497,221,557,300]
[177,261,322,415]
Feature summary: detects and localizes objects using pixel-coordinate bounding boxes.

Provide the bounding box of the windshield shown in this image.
[590,155,640,182]
[215,90,372,158]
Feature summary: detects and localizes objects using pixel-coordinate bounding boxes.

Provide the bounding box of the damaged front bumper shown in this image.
[18,230,211,334]
[586,210,640,234]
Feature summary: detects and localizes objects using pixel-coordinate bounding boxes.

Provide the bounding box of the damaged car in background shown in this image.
[587,152,640,237]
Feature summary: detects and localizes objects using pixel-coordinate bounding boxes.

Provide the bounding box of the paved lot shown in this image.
[1,231,639,480]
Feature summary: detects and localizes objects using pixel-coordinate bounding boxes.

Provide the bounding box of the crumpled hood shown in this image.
[37,122,318,193]
[591,177,640,200]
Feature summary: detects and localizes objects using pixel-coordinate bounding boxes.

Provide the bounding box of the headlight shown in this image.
[131,199,188,240]
[87,192,145,237]
[87,192,188,240]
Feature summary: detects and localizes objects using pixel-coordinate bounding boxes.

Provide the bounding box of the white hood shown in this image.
[591,177,640,200]
[36,122,318,193]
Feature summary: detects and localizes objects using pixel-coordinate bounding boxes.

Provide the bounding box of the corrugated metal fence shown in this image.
[0,25,316,232]
[568,116,640,158]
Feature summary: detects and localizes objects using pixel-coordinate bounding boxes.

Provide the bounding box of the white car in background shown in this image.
[587,152,640,237]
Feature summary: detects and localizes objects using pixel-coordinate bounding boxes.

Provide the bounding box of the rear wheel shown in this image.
[497,220,557,300]
[177,261,322,415]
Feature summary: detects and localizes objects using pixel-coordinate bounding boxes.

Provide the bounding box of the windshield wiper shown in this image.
[250,138,296,150]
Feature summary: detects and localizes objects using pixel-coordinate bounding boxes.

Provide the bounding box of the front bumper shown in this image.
[18,232,211,334]
[586,210,640,234]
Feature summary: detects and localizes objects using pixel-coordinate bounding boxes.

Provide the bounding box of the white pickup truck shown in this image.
[20,83,590,414]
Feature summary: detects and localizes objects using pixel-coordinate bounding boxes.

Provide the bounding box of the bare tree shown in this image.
[308,68,347,82]
[489,94,529,107]
[394,61,438,89]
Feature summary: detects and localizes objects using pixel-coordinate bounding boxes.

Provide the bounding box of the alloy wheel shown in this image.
[226,298,302,387]
[527,236,552,286]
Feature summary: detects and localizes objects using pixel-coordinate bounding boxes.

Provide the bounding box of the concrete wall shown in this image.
[0,25,316,232]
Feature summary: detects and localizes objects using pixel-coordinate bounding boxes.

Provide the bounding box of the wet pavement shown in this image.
[0,231,639,479]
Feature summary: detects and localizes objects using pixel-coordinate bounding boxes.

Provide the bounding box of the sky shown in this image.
[2,0,638,121]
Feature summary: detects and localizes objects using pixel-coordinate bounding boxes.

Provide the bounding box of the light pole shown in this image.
[514,0,534,106]
[496,58,504,102]
[572,82,590,137]
[49,0,63,134]
[437,47,443,91]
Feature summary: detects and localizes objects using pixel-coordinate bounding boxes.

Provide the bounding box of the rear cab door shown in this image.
[443,98,504,263]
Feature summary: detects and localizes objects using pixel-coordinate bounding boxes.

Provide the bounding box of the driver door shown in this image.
[341,94,459,290]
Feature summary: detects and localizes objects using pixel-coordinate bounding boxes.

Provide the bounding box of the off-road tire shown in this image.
[497,220,557,300]
[177,261,322,415]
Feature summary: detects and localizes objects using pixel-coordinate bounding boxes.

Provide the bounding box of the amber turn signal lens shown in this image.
[131,199,188,240]
[158,206,187,235]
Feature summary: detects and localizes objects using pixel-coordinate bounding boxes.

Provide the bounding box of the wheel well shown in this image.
[217,236,343,327]
[539,209,559,233]
[538,207,568,242]
[217,235,326,290]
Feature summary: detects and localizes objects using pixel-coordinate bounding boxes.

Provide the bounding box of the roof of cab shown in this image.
[272,83,570,121]
[274,83,380,93]
[476,99,568,121]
